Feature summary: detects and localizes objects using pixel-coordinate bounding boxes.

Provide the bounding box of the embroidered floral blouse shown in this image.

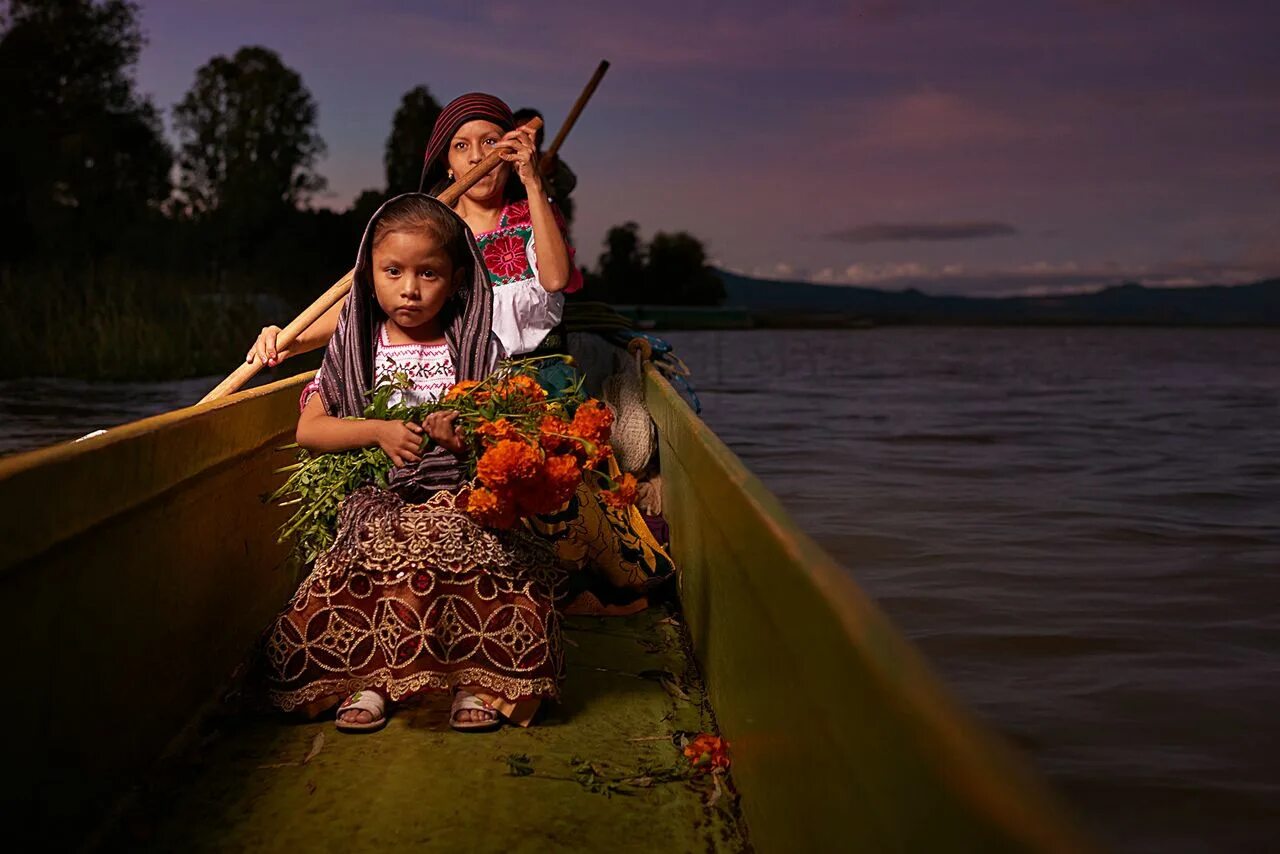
[300,323,456,413]
[474,198,583,356]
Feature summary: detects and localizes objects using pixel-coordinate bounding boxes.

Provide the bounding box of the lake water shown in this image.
[3,327,1278,852]
[661,328,1280,853]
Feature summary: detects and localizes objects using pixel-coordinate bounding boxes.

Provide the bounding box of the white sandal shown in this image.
[335,689,387,733]
[450,690,502,732]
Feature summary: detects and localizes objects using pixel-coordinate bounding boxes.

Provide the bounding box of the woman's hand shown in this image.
[423,411,467,455]
[372,420,426,467]
[246,325,291,367]
[498,126,542,192]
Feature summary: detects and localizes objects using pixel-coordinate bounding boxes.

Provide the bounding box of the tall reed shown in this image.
[0,263,292,380]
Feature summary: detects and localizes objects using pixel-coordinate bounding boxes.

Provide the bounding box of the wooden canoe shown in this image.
[0,365,1095,852]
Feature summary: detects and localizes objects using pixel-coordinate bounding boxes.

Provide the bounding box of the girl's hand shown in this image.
[246,325,291,367]
[423,410,467,455]
[497,127,541,192]
[373,420,425,467]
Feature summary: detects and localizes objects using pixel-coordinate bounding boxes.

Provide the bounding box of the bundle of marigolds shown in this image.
[270,356,638,561]
[456,368,638,529]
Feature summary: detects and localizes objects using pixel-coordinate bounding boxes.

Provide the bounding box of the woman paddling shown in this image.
[248,93,578,370]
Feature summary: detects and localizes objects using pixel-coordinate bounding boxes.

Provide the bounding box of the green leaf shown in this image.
[504,753,534,777]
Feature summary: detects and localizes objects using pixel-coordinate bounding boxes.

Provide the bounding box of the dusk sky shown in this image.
[132,1,1279,295]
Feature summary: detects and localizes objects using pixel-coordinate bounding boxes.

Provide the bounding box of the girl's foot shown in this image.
[336,689,387,733]
[451,689,502,732]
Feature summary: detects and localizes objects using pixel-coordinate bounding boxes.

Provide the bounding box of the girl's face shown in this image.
[447,119,509,202]
[371,229,459,334]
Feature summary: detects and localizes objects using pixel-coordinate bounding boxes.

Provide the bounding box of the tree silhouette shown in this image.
[172,45,326,245]
[596,222,645,303]
[587,224,724,305]
[385,85,441,194]
[645,231,724,305]
[350,189,385,227]
[0,0,171,262]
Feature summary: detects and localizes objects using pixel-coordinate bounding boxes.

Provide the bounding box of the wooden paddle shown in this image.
[199,117,543,404]
[540,60,609,174]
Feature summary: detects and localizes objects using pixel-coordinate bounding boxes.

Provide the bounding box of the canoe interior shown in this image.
[102,607,747,852]
[0,372,747,851]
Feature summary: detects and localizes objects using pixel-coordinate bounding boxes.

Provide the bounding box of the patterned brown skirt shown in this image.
[264,487,566,713]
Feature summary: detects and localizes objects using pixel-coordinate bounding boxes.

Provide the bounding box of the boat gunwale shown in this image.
[0,371,315,574]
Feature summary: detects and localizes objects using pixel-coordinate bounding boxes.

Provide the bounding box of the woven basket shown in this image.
[603,347,656,474]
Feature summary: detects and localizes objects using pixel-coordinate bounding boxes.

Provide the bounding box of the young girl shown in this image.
[263,193,563,733]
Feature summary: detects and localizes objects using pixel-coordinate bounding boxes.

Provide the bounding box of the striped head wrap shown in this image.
[418,92,514,193]
[318,193,500,498]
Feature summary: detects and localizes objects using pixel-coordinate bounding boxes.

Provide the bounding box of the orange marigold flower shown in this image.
[568,440,612,470]
[543,453,583,503]
[545,451,581,481]
[443,379,481,401]
[586,440,613,467]
[600,472,638,508]
[475,417,523,447]
[476,439,542,490]
[538,415,573,453]
[570,399,613,445]
[511,454,581,516]
[500,374,547,402]
[683,733,730,773]
[466,486,518,529]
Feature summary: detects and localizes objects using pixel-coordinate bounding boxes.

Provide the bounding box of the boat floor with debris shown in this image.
[102,607,749,853]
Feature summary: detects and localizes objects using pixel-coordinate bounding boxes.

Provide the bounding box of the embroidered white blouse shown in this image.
[473,198,583,356]
[300,323,456,412]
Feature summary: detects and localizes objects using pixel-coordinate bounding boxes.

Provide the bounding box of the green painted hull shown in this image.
[0,367,1093,851]
[645,366,1094,852]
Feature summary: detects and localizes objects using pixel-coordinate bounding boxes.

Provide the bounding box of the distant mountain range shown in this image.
[716,271,1280,326]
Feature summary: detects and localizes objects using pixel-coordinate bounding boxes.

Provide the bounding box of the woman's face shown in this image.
[447,119,509,203]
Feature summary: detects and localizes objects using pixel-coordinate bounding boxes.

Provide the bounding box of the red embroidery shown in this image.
[483,235,528,279]
[504,200,532,226]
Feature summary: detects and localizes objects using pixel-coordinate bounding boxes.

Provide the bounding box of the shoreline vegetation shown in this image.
[0,266,272,380]
[648,271,1280,331]
[4,269,1277,381]
[615,272,1280,331]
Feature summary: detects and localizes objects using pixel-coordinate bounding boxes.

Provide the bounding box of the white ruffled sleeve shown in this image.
[490,280,564,356]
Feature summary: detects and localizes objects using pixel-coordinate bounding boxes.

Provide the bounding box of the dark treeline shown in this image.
[1,0,364,310]
[585,222,725,306]
[0,0,722,380]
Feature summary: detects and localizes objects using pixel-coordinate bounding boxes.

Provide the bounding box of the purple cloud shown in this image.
[825,222,1019,243]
